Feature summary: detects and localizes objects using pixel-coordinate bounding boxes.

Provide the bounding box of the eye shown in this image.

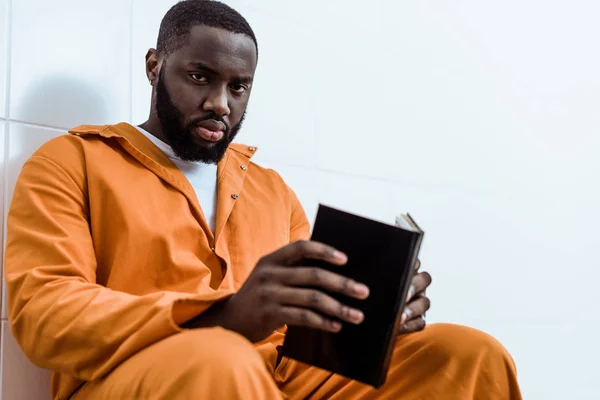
[230,84,249,94]
[190,73,208,83]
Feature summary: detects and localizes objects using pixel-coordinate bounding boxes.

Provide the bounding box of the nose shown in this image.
[202,86,230,117]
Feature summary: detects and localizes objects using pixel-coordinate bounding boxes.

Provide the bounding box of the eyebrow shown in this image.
[187,61,254,84]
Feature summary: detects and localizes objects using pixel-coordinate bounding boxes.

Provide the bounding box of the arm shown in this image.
[288,185,311,242]
[5,155,232,381]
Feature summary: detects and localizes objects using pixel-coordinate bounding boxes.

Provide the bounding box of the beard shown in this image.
[155,67,244,163]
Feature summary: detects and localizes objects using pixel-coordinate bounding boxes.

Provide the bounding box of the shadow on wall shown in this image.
[8,74,111,189]
[7,76,110,202]
[2,77,108,400]
[17,75,109,129]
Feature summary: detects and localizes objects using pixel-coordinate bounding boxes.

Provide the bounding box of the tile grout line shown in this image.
[255,158,499,197]
[1,117,503,197]
[3,119,67,132]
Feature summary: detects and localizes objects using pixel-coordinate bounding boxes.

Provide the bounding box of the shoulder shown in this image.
[250,162,287,188]
[28,131,87,171]
[227,143,293,202]
[228,144,288,187]
[22,125,115,189]
[31,124,113,162]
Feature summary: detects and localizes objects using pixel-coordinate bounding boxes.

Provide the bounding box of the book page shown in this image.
[394,213,422,232]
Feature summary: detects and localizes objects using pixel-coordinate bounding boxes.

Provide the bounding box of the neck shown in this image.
[139,114,167,144]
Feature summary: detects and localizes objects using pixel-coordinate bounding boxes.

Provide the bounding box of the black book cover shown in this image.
[281,204,424,388]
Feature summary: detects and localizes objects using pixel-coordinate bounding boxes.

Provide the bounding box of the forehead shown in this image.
[169,25,257,74]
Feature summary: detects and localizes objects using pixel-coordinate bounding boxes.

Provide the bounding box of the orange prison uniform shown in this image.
[5,123,522,399]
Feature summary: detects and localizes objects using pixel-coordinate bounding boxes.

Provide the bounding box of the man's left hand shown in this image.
[398,260,432,335]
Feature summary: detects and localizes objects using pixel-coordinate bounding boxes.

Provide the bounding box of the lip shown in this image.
[197,119,227,133]
[193,126,224,142]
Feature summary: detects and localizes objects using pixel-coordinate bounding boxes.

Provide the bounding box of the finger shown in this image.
[414,258,421,271]
[277,266,370,299]
[401,294,431,323]
[406,271,432,301]
[274,287,364,324]
[267,240,348,266]
[276,306,342,333]
[398,316,426,335]
[412,271,432,294]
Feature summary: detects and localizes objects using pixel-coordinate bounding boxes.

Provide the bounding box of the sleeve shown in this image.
[4,155,233,382]
[287,185,311,242]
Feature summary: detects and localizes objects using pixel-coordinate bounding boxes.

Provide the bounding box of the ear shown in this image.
[145,48,161,86]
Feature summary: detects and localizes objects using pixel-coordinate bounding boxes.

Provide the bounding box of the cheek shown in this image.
[168,79,205,111]
[229,97,249,120]
[178,90,203,111]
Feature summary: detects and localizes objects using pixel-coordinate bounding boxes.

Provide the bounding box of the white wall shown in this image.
[1,0,599,399]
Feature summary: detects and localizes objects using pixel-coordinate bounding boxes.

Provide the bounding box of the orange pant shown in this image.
[72,324,522,399]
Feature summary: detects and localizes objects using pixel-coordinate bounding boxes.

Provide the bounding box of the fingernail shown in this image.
[406,285,415,301]
[349,309,364,323]
[401,311,409,323]
[333,250,348,263]
[354,283,370,298]
[331,321,342,332]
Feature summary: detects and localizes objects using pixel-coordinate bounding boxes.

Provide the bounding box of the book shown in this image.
[281,204,425,388]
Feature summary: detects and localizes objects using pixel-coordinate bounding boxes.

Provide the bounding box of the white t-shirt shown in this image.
[136,126,218,233]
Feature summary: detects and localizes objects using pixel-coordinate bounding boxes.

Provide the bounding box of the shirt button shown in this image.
[248,146,256,151]
[240,165,247,171]
[231,194,239,200]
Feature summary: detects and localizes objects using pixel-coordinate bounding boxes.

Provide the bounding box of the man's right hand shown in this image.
[202,240,370,343]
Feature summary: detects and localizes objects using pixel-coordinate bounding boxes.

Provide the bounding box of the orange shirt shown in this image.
[4,123,310,399]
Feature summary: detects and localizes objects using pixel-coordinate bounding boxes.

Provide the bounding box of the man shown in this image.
[5,1,522,399]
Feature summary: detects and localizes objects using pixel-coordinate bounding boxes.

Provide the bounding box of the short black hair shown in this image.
[156,0,257,57]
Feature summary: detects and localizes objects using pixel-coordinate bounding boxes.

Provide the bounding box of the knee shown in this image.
[164,327,265,377]
[141,327,272,397]
[409,323,515,367]
[76,328,271,399]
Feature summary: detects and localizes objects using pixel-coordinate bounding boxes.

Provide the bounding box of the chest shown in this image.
[83,151,291,293]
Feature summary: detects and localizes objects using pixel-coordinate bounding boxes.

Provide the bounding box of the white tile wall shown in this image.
[315,0,600,193]
[1,322,50,400]
[232,8,321,168]
[0,1,598,399]
[0,0,8,119]
[9,0,132,129]
[474,319,599,400]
